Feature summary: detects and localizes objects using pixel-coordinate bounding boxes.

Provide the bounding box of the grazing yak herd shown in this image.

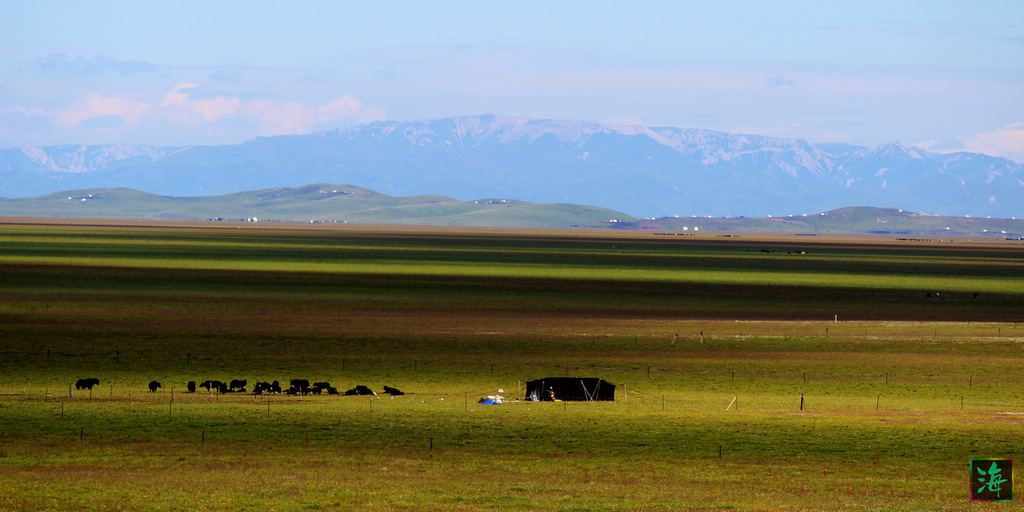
[75,377,403,396]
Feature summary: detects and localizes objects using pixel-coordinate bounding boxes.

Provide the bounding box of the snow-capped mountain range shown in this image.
[2,114,1021,218]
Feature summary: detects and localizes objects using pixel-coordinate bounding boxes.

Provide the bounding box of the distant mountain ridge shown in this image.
[2,114,1021,218]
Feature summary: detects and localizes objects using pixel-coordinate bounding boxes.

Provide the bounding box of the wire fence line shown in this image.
[2,383,1021,414]
[612,388,1024,413]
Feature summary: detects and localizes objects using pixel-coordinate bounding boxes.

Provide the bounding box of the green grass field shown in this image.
[1,219,1023,511]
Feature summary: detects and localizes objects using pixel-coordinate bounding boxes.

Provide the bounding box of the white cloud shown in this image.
[160,83,242,122]
[159,83,199,107]
[242,100,316,136]
[38,85,384,143]
[961,123,1024,163]
[242,95,385,136]
[53,93,151,127]
[195,96,244,122]
[319,96,386,124]
[317,96,364,122]
[909,140,939,151]
[0,106,45,116]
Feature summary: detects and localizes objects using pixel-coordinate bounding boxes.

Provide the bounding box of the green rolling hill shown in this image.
[0,184,633,229]
[2,184,1023,236]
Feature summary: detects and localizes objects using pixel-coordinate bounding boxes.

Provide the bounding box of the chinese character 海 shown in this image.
[978,461,1009,499]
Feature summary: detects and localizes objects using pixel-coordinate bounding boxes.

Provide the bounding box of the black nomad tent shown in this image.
[525,378,615,402]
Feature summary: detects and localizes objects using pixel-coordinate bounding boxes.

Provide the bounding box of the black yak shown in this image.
[229,379,247,392]
[148,380,162,392]
[200,380,227,393]
[343,385,376,396]
[290,379,310,393]
[186,381,196,393]
[75,378,100,390]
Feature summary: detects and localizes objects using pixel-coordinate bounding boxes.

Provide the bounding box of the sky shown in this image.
[1,1,1022,161]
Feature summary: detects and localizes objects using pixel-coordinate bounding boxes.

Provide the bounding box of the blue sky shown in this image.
[2,1,1022,161]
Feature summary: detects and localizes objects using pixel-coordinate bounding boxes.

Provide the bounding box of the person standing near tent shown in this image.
[548,387,556,401]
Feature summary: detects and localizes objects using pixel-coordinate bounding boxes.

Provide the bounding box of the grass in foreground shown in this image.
[1,221,1023,510]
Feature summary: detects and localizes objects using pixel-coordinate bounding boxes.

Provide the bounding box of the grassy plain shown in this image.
[1,218,1023,511]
